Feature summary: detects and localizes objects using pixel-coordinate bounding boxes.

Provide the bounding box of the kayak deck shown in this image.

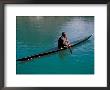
[17,35,92,61]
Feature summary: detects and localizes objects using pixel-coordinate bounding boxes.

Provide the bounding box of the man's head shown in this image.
[62,32,66,37]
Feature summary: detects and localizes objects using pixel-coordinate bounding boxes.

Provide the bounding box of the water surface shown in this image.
[16,16,94,74]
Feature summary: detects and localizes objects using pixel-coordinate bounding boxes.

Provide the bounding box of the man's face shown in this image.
[62,32,66,37]
[64,33,66,37]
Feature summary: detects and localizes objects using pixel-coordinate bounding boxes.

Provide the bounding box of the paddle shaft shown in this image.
[67,44,72,54]
[69,47,72,54]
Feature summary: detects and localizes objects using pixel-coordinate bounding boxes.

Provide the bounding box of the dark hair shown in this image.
[62,32,66,36]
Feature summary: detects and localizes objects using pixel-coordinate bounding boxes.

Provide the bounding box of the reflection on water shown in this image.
[58,50,70,60]
[16,16,94,74]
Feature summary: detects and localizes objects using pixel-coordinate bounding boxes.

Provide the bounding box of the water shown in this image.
[16,16,94,74]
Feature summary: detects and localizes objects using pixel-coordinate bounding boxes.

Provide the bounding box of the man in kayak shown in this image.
[58,32,71,49]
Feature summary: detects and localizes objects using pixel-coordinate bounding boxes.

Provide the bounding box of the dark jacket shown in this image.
[58,36,68,49]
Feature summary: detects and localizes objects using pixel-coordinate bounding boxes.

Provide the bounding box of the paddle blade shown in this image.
[69,47,72,54]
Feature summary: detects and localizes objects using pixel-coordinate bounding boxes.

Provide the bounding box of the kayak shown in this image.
[17,35,92,61]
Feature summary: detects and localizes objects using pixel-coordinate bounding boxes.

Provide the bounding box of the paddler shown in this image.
[58,32,71,49]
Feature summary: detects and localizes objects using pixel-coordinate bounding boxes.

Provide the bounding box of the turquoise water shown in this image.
[16,16,94,74]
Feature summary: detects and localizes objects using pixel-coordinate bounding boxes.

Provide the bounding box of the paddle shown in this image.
[69,47,72,54]
[67,44,72,54]
[68,47,72,54]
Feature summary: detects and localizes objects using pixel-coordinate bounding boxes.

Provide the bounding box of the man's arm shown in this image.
[62,37,70,46]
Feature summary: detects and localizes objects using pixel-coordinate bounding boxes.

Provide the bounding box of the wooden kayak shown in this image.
[17,35,92,61]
